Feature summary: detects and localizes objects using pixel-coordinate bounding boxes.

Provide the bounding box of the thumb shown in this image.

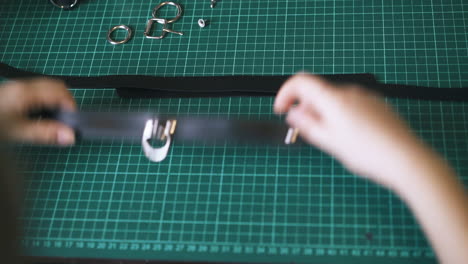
[12,120,75,146]
[286,105,330,150]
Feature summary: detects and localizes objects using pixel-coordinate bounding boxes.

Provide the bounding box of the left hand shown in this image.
[0,78,77,146]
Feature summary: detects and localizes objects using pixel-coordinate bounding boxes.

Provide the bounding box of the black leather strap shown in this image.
[2,62,468,101]
[33,109,292,144]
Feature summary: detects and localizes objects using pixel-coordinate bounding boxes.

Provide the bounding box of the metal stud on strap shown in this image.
[284,128,299,145]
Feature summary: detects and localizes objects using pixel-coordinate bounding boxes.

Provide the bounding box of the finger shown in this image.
[24,78,77,112]
[274,73,334,114]
[11,120,75,146]
[286,105,329,149]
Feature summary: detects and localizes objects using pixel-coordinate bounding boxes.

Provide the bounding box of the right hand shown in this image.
[274,73,434,190]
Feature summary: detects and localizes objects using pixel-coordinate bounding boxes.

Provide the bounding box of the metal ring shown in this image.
[49,0,78,9]
[107,25,133,45]
[152,1,183,24]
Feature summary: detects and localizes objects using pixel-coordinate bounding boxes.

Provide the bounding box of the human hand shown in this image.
[274,73,433,190]
[0,78,76,146]
[275,73,468,264]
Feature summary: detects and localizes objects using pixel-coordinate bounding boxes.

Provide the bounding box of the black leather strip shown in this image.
[37,109,292,144]
[174,118,290,144]
[2,62,468,101]
[52,110,152,140]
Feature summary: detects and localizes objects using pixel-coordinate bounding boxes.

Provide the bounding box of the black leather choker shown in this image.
[1,62,467,101]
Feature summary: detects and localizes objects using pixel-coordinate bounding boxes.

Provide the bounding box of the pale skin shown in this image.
[275,73,468,264]
[0,79,76,145]
[1,77,467,263]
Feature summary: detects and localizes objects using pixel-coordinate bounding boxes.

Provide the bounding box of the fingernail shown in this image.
[57,129,75,146]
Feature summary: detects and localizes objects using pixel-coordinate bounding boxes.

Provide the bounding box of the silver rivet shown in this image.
[210,0,217,8]
[198,19,208,28]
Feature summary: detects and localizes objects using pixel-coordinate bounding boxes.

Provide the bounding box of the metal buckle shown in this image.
[144,18,183,39]
[142,119,177,162]
[144,18,168,39]
[145,1,184,39]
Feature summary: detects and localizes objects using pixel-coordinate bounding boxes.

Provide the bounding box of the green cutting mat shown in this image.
[1,0,468,263]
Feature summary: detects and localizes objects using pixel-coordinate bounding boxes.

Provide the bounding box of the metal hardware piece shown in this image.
[49,0,78,9]
[146,2,184,39]
[210,0,217,8]
[198,19,209,28]
[152,1,183,23]
[144,18,167,39]
[144,18,183,39]
[142,119,177,162]
[284,128,299,145]
[107,25,133,45]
